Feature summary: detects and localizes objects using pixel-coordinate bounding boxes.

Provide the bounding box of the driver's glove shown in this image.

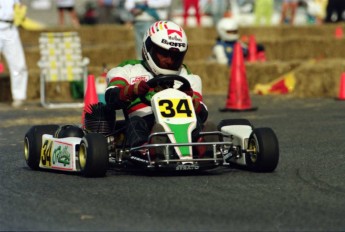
[119,81,150,101]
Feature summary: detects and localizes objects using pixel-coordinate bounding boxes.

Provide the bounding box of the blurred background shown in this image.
[21,0,334,27]
[1,0,345,103]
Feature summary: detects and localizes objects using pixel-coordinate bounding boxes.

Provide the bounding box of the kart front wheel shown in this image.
[79,133,108,177]
[246,128,279,172]
[24,125,60,170]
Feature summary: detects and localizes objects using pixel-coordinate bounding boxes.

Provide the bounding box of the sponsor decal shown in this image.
[158,99,193,118]
[167,29,183,37]
[52,146,71,167]
[149,21,183,38]
[41,139,53,167]
[176,164,199,171]
[168,35,182,42]
[41,139,74,170]
[130,76,149,85]
[51,141,74,170]
[130,156,149,163]
[161,39,186,48]
[150,21,168,35]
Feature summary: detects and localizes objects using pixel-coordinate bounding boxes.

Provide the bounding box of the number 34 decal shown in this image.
[158,99,194,118]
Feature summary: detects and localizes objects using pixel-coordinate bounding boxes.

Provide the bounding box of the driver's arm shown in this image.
[186,74,208,123]
[105,67,149,109]
[193,93,208,123]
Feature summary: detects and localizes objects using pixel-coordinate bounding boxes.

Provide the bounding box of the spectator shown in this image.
[0,0,28,107]
[125,0,171,59]
[56,0,80,28]
[305,0,328,24]
[210,17,265,66]
[81,1,98,25]
[211,17,246,66]
[113,0,134,25]
[183,0,201,27]
[324,0,345,23]
[98,0,115,24]
[280,0,299,25]
[204,0,231,26]
[254,0,274,25]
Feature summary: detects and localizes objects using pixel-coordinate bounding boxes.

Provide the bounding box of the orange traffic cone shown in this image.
[82,74,99,126]
[335,26,343,39]
[337,72,345,100]
[220,42,257,112]
[247,34,257,62]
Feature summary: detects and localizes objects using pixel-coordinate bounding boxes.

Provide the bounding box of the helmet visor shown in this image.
[147,38,187,71]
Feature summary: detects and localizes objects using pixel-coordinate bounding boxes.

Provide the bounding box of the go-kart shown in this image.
[24,75,279,177]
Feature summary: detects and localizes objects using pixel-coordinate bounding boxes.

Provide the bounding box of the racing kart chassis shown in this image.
[24,75,279,177]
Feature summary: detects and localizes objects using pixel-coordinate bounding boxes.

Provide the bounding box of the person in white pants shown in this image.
[0,0,28,107]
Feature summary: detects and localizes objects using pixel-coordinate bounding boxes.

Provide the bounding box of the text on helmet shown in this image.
[161,39,186,48]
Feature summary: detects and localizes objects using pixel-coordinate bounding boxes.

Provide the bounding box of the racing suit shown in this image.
[212,39,266,65]
[105,59,208,147]
[212,39,248,66]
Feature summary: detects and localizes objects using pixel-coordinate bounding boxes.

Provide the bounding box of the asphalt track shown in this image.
[1,94,345,231]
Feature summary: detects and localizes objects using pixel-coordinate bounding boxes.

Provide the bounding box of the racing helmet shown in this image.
[216,18,239,42]
[142,21,188,75]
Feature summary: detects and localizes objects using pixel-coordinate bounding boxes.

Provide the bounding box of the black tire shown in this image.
[217,119,253,131]
[79,133,109,177]
[246,128,279,172]
[24,125,60,170]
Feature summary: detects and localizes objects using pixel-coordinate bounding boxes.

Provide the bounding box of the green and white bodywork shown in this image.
[151,88,196,160]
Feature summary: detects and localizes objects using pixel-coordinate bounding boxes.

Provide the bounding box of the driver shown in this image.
[105,20,208,153]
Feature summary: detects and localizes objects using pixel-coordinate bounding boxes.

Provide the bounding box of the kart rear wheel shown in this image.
[79,133,108,177]
[246,128,279,172]
[24,125,60,170]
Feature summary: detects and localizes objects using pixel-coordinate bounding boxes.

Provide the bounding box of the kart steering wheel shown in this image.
[140,74,191,106]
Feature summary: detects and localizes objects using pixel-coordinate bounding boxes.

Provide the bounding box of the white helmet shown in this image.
[216,18,239,42]
[142,21,188,75]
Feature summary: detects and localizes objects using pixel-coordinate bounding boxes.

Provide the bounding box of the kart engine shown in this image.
[55,125,85,138]
[84,103,116,135]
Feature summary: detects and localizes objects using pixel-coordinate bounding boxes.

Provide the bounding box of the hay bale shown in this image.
[239,24,342,41]
[185,41,214,62]
[78,25,134,46]
[246,61,300,88]
[185,27,217,41]
[18,24,345,100]
[203,63,229,93]
[293,59,345,98]
[186,61,229,94]
[83,44,136,67]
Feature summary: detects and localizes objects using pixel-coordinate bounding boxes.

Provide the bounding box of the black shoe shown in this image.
[149,124,170,160]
